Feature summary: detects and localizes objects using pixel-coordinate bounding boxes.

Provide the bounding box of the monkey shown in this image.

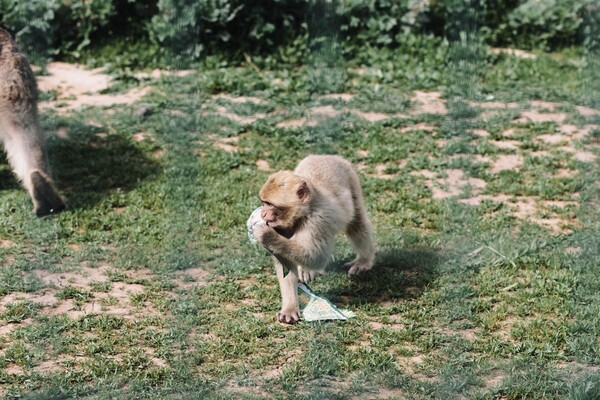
[254,154,375,324]
[0,27,65,216]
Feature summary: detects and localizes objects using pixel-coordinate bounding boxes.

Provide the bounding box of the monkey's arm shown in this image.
[255,225,330,270]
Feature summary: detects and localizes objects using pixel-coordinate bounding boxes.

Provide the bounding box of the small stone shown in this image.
[134,105,151,117]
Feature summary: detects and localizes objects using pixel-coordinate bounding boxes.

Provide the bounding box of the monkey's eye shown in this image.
[262,201,272,208]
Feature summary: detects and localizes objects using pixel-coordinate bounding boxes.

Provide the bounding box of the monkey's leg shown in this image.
[1,120,65,216]
[297,265,324,283]
[274,255,301,324]
[344,212,376,275]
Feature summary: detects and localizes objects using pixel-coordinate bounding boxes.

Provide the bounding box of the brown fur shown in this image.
[0,28,65,216]
[255,155,375,324]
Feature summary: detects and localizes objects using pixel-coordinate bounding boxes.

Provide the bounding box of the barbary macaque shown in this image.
[0,28,65,216]
[255,155,375,324]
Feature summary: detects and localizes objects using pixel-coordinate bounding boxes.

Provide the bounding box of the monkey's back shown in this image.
[295,155,356,185]
[0,28,38,120]
[295,155,365,223]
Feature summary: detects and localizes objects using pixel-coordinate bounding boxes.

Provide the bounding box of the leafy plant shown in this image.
[502,0,588,50]
[53,0,116,58]
[0,0,59,63]
[337,0,411,49]
[151,0,306,65]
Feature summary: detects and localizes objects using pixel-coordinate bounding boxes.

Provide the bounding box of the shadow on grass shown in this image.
[0,164,21,191]
[327,245,440,306]
[46,127,161,211]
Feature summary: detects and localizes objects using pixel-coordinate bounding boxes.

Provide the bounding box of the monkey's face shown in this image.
[260,201,284,227]
[259,171,310,230]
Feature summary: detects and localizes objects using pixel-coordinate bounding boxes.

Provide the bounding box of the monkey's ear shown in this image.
[296,181,310,203]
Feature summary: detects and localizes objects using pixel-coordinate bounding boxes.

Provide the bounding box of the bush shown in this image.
[150,0,306,65]
[1,0,155,63]
[501,0,588,50]
[0,0,59,63]
[422,0,594,50]
[0,0,595,67]
[54,0,116,58]
[337,0,411,49]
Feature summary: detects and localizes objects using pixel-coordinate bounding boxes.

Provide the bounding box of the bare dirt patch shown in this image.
[5,364,24,375]
[395,354,439,384]
[276,117,306,128]
[275,105,352,128]
[501,128,516,137]
[471,129,490,137]
[555,168,578,178]
[410,90,447,115]
[34,265,111,290]
[0,291,58,311]
[558,124,578,135]
[440,327,479,341]
[172,267,209,289]
[368,321,404,331]
[491,140,520,150]
[515,109,566,124]
[372,387,408,399]
[320,93,355,102]
[416,169,486,200]
[460,194,578,233]
[31,355,89,376]
[566,246,582,254]
[562,147,597,163]
[213,93,265,105]
[482,370,506,387]
[537,134,568,145]
[490,154,523,173]
[576,105,600,117]
[529,100,559,110]
[353,110,400,122]
[152,149,165,159]
[208,134,242,153]
[260,348,303,381]
[132,132,156,142]
[578,124,600,138]
[373,164,397,179]
[557,362,600,375]
[255,159,272,171]
[491,48,537,59]
[401,123,436,132]
[213,106,266,125]
[310,105,342,119]
[474,100,520,109]
[458,193,510,207]
[0,264,192,323]
[139,69,194,79]
[0,239,15,247]
[38,62,149,113]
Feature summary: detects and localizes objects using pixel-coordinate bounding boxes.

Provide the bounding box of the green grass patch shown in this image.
[0,43,599,399]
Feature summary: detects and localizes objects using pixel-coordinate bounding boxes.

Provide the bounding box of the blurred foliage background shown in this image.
[0,0,598,67]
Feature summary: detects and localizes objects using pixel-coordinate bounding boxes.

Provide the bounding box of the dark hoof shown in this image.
[31,171,66,217]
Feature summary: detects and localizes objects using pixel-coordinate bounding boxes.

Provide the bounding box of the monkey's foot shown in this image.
[31,171,66,217]
[345,258,374,276]
[277,307,301,324]
[297,266,324,283]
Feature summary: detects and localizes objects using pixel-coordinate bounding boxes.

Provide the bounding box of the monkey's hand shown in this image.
[297,265,324,283]
[253,223,280,250]
[277,306,301,324]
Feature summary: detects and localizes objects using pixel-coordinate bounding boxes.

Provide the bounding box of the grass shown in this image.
[0,37,599,399]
